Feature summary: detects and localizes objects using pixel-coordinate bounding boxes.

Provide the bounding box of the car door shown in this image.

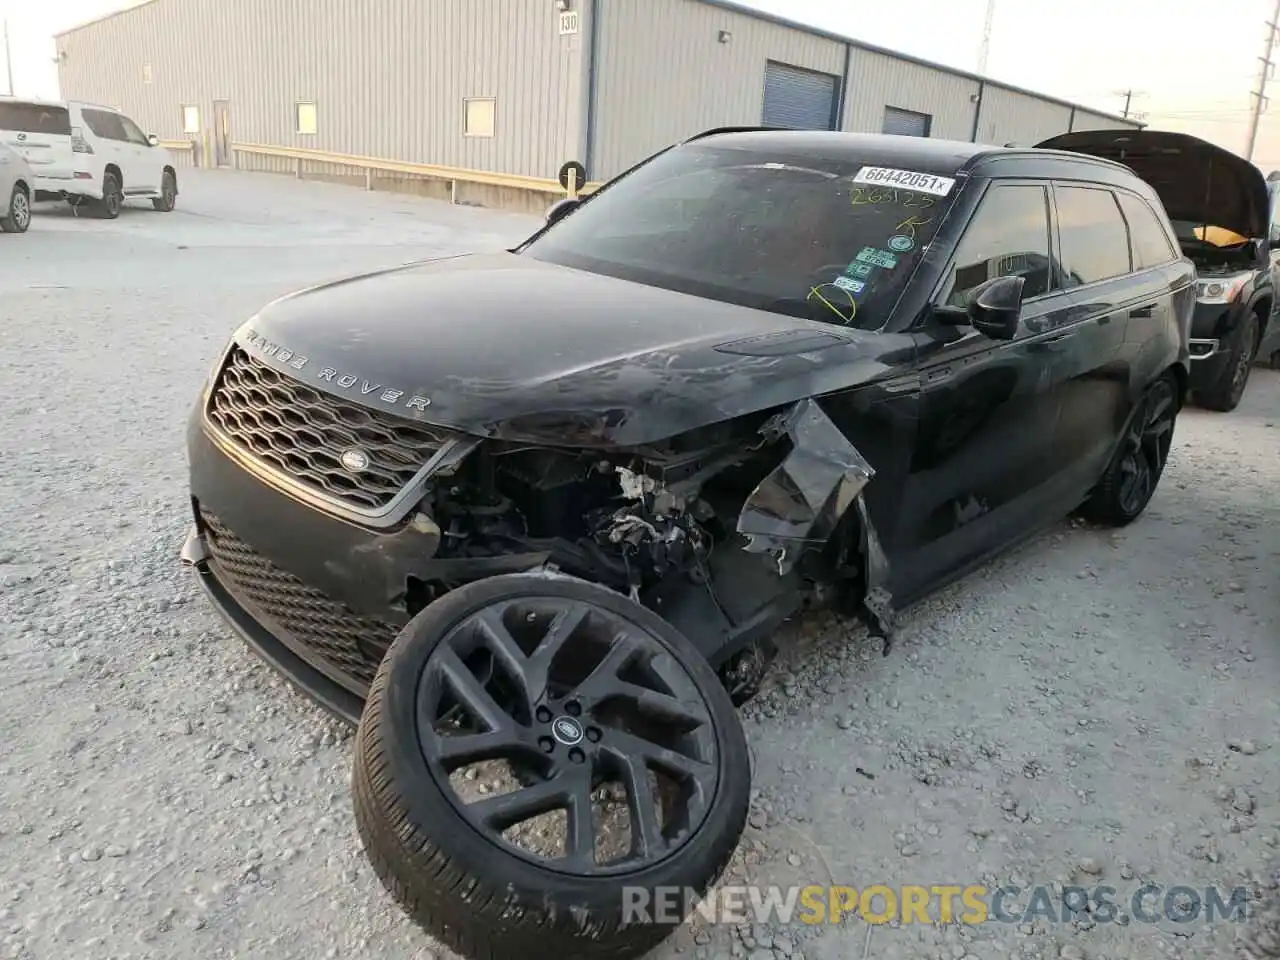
[80,108,130,187]
[890,180,1075,602]
[1047,184,1153,491]
[117,114,163,194]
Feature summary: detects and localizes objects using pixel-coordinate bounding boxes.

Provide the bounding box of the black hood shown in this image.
[231,253,914,447]
[1036,129,1271,240]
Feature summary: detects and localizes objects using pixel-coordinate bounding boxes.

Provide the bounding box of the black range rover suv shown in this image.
[180,129,1192,960]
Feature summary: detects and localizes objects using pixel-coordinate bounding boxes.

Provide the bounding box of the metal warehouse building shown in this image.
[55,0,1140,201]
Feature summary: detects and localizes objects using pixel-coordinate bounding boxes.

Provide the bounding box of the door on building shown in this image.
[761,61,839,130]
[213,101,231,167]
[883,106,933,137]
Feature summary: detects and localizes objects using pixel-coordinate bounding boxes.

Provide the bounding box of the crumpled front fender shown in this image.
[735,398,895,646]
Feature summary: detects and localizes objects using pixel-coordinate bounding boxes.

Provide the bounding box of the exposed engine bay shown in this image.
[411,399,893,702]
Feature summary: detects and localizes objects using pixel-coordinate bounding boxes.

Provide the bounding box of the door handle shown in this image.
[1028,331,1076,353]
[1129,304,1156,319]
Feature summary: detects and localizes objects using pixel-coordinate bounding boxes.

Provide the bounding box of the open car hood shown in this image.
[1036,129,1271,241]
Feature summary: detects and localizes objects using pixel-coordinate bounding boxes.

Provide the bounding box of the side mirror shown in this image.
[932,275,1025,339]
[147,134,159,147]
[545,197,580,225]
[967,275,1024,340]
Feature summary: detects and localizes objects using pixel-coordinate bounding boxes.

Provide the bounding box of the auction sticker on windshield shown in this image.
[855,247,899,269]
[852,166,956,196]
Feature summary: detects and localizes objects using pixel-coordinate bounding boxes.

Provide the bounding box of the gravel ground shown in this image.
[0,170,1277,960]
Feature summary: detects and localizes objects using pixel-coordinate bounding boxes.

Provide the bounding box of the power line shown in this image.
[1115,89,1147,119]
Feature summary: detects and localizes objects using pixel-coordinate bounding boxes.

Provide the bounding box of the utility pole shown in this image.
[3,19,13,96]
[1246,0,1280,163]
[977,0,996,74]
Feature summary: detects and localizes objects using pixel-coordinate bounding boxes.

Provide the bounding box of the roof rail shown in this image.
[682,126,788,143]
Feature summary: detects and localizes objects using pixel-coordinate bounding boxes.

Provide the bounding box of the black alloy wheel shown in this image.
[1199,312,1259,412]
[1084,374,1178,525]
[352,573,750,960]
[421,596,720,874]
[98,173,122,219]
[152,170,176,212]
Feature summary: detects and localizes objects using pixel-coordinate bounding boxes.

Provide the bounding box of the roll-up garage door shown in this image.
[762,61,839,130]
[882,106,932,137]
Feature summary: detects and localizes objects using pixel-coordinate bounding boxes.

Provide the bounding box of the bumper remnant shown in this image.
[735,398,895,652]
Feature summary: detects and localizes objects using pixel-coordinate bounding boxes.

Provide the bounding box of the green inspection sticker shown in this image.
[855,247,899,269]
[844,261,875,279]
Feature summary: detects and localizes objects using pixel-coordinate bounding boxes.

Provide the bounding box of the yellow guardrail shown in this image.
[157,139,195,152]
[228,142,602,200]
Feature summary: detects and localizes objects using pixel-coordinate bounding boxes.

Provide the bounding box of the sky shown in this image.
[3,0,1280,170]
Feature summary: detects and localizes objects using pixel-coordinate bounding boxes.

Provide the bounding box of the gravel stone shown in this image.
[2,171,1278,960]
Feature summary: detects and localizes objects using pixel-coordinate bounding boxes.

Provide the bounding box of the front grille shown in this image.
[200,509,395,691]
[207,346,453,511]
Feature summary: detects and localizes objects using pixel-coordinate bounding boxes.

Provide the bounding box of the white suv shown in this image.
[0,97,178,218]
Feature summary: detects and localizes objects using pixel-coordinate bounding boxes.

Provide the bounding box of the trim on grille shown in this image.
[204,346,472,522]
[200,509,395,694]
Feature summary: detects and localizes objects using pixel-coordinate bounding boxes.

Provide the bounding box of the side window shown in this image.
[1056,186,1132,286]
[118,115,149,146]
[945,183,1053,306]
[1116,192,1177,269]
[82,109,127,141]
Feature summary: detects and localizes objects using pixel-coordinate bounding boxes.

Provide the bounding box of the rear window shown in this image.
[0,102,71,136]
[1116,192,1177,269]
[1056,186,1133,286]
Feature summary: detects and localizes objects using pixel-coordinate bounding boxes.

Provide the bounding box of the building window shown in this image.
[296,101,318,135]
[181,105,200,134]
[463,98,496,137]
[882,106,932,138]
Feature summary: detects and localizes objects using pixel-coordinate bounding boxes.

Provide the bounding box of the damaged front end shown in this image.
[417,397,894,703]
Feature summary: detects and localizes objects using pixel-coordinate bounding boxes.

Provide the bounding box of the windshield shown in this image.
[520,142,960,330]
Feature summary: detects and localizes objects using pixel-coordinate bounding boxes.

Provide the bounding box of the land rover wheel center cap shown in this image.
[551,716,584,745]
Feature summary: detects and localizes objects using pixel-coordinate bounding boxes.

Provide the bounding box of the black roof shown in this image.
[687,128,1143,185]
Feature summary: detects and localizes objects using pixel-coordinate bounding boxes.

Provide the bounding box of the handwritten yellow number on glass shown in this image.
[895,214,933,241]
[806,285,857,324]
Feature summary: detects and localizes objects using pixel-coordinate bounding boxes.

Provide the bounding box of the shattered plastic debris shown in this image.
[735,398,875,569]
[615,465,657,500]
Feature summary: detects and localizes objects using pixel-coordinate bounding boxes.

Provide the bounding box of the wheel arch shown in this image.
[163,164,178,193]
[103,162,122,184]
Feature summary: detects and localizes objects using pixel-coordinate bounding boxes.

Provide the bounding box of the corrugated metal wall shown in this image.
[56,0,582,179]
[55,0,1141,186]
[843,48,978,141]
[590,0,844,180]
[976,85,1073,146]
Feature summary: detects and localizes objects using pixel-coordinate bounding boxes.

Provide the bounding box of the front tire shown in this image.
[1082,373,1179,526]
[352,573,750,960]
[97,173,122,219]
[0,184,30,233]
[152,171,176,212]
[1198,312,1259,412]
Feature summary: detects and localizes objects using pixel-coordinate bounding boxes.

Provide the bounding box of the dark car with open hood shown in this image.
[1038,129,1274,411]
[179,128,1192,960]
